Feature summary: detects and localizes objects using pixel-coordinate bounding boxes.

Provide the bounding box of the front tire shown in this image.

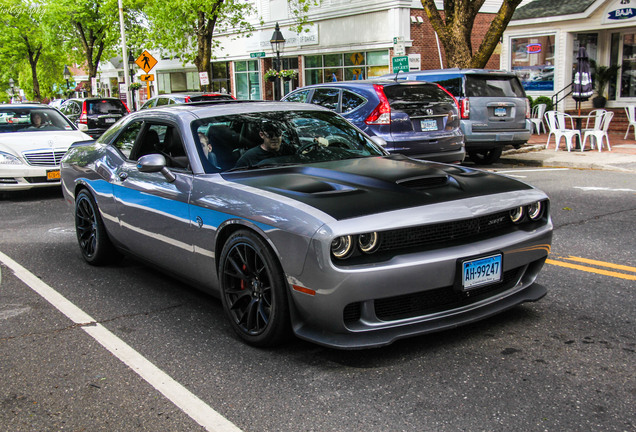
[219,230,290,347]
[75,190,119,265]
[467,147,503,165]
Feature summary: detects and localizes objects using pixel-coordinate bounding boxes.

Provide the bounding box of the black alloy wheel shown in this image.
[467,147,503,165]
[219,230,290,347]
[75,190,118,265]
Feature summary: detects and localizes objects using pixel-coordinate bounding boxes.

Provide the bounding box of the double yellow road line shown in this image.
[546,256,636,281]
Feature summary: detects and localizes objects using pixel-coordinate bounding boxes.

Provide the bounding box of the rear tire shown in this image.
[75,190,119,265]
[219,230,290,347]
[467,147,503,165]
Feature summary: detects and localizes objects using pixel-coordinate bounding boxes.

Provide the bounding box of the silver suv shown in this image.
[385,69,531,164]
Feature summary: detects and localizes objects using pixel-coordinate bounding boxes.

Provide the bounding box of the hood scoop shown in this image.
[269,177,359,196]
[396,175,449,190]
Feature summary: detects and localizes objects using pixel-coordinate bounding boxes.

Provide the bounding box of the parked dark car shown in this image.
[282,80,465,164]
[139,92,235,110]
[383,69,532,164]
[60,98,129,138]
[60,101,552,349]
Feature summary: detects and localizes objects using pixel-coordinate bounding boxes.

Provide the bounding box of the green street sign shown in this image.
[392,56,410,73]
[250,52,266,58]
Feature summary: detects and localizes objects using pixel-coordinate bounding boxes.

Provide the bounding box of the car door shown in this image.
[60,100,80,124]
[112,121,196,276]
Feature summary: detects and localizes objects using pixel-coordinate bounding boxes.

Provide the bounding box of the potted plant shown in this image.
[129,82,142,91]
[592,65,620,108]
[279,69,297,81]
[264,69,279,82]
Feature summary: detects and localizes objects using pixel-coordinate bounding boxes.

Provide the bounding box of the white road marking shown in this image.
[574,186,636,193]
[0,250,242,432]
[491,168,570,174]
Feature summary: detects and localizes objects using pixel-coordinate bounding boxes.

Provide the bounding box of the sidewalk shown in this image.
[498,132,636,173]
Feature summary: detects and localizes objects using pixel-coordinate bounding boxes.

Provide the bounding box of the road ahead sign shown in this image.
[135,50,158,73]
[392,56,409,73]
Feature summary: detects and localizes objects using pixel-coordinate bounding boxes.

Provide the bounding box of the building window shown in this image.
[621,32,636,98]
[510,35,555,91]
[234,60,260,100]
[304,51,389,85]
[157,70,199,94]
[211,62,231,93]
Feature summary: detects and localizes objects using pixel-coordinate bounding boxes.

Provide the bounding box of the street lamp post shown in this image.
[270,22,286,100]
[8,78,14,103]
[63,65,71,99]
[128,53,136,111]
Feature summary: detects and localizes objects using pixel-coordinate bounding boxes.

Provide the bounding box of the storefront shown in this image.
[502,0,636,109]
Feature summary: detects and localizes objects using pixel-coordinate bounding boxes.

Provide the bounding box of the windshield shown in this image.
[0,107,76,133]
[192,110,386,173]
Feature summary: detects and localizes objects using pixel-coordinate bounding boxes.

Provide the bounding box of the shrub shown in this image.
[533,96,553,111]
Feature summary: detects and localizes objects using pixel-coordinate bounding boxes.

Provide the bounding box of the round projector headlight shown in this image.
[331,235,353,259]
[527,201,543,221]
[510,206,524,223]
[358,232,379,254]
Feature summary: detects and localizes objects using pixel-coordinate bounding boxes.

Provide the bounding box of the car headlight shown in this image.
[527,201,544,221]
[331,235,354,259]
[509,206,524,224]
[0,151,23,165]
[358,232,380,254]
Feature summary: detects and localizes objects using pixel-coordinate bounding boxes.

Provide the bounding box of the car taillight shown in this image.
[459,98,470,119]
[185,96,192,102]
[122,102,130,113]
[525,98,531,119]
[364,84,391,125]
[79,101,88,124]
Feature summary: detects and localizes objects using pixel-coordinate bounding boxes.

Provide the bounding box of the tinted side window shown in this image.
[285,90,311,103]
[111,121,143,158]
[311,88,340,111]
[156,97,170,106]
[341,90,365,113]
[465,75,526,98]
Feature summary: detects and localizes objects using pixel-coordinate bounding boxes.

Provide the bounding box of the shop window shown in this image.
[621,33,636,98]
[304,51,389,84]
[510,35,555,91]
[234,60,260,100]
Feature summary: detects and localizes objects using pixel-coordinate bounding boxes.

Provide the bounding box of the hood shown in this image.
[223,155,532,220]
[0,131,91,156]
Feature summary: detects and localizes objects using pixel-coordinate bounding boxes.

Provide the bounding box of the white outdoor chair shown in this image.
[625,105,636,140]
[582,110,614,152]
[530,103,547,134]
[544,111,581,151]
[582,109,606,134]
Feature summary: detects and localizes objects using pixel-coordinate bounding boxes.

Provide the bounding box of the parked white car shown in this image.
[0,104,91,191]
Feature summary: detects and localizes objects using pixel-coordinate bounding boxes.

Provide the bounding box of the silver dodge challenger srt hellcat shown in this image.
[61,101,552,349]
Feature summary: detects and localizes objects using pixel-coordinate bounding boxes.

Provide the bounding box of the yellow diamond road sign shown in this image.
[135,50,157,73]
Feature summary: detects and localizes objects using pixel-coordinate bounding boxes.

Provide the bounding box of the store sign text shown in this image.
[526,43,542,54]
[607,7,636,19]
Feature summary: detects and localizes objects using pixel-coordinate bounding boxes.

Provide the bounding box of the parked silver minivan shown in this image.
[384,69,532,164]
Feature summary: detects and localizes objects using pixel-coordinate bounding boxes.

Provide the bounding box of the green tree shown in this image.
[0,1,48,100]
[421,0,523,68]
[143,0,259,89]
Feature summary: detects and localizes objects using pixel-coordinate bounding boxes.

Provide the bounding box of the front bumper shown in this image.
[287,218,552,349]
[0,165,61,191]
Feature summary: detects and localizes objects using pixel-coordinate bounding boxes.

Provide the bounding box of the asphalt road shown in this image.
[1,167,634,432]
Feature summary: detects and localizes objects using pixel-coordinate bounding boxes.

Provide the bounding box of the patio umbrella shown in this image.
[572,46,593,115]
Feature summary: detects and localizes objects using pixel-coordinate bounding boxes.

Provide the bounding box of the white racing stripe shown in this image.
[0,250,242,432]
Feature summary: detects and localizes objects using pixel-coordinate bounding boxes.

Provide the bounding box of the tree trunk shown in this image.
[421,0,522,69]
[23,35,42,101]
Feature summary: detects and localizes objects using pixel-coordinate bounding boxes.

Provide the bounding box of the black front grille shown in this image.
[379,211,513,253]
[25,176,56,184]
[343,302,362,324]
[23,150,66,166]
[374,268,522,321]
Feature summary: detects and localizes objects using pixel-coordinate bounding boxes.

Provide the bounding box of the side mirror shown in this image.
[370,136,387,147]
[137,154,176,182]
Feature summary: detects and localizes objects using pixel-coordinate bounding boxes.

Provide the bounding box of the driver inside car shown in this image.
[234,122,290,168]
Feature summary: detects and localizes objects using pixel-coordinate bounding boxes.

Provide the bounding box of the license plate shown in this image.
[462,254,502,289]
[494,107,507,117]
[420,119,438,131]
[104,118,116,124]
[46,169,61,181]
